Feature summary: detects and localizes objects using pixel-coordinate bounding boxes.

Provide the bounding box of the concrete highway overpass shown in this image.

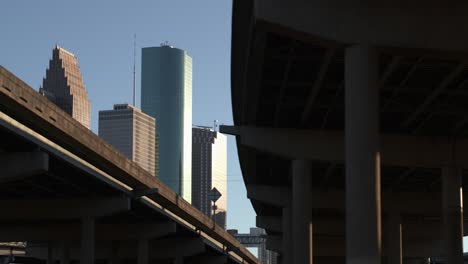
[0,66,258,264]
[222,1,468,264]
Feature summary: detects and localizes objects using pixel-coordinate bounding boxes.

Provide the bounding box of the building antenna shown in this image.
[213,120,219,132]
[133,34,137,107]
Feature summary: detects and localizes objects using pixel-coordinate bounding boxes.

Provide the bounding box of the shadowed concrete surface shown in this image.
[225,0,468,263]
[0,66,258,264]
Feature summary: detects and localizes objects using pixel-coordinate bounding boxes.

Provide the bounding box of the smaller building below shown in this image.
[192,126,227,229]
[99,104,157,176]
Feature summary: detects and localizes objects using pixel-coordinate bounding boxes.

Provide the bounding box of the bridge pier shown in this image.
[59,241,70,264]
[81,216,95,264]
[173,256,183,264]
[282,207,292,264]
[292,159,313,264]
[110,241,121,264]
[276,254,282,264]
[345,44,381,264]
[47,242,54,264]
[385,213,402,264]
[138,239,149,264]
[442,166,464,264]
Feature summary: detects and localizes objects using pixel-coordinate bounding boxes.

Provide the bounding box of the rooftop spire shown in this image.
[133,34,136,107]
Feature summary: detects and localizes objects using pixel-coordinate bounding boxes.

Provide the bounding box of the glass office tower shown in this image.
[141,44,192,202]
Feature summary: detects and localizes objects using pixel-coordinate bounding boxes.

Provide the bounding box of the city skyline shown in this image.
[0,64,257,263]
[3,1,468,262]
[1,0,256,237]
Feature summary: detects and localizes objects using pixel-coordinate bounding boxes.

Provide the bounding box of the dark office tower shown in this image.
[99,104,157,176]
[192,127,227,228]
[41,45,91,129]
[141,44,192,202]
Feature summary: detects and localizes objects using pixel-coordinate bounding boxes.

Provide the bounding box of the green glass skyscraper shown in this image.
[141,44,192,202]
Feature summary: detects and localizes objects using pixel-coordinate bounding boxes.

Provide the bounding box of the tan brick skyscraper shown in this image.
[41,45,91,129]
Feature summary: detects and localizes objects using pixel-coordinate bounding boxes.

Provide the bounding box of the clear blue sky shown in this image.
[1,0,256,234]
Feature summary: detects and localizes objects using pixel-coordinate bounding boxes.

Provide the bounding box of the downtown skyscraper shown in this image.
[141,44,192,202]
[41,45,91,129]
[192,126,227,228]
[98,104,157,176]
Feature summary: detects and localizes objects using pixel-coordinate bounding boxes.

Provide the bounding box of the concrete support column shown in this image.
[81,216,95,264]
[59,241,70,264]
[345,44,381,264]
[258,242,267,264]
[292,159,313,264]
[173,257,183,264]
[442,166,464,264]
[386,213,402,264]
[110,241,120,264]
[277,254,283,264]
[48,242,54,264]
[282,207,292,264]
[138,239,149,264]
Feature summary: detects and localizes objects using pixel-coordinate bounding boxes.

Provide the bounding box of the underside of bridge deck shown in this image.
[229,1,468,263]
[0,67,259,264]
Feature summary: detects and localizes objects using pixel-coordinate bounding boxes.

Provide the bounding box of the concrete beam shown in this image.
[251,0,468,53]
[0,196,130,220]
[0,222,176,241]
[220,125,468,168]
[248,190,453,214]
[0,151,48,182]
[246,185,290,207]
[256,216,282,232]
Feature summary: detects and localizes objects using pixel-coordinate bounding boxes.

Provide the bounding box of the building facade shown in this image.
[98,104,157,176]
[41,45,91,129]
[192,127,227,228]
[141,44,192,201]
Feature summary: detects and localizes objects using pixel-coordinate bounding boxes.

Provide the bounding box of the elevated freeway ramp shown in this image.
[226,1,468,263]
[0,66,258,264]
